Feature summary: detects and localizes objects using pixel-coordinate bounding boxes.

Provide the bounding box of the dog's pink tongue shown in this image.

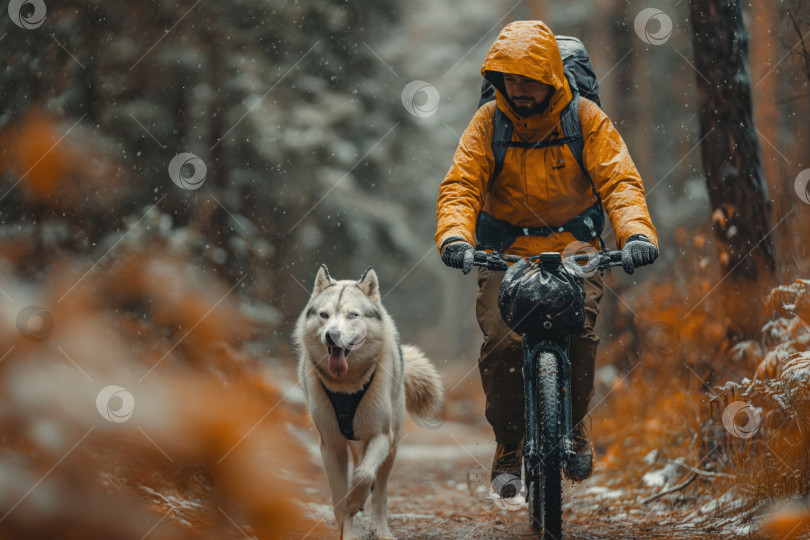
[328,347,348,378]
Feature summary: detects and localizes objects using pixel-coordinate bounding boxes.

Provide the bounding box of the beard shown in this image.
[509,92,554,117]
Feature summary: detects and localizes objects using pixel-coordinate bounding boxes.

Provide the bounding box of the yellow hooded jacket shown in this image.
[435,21,658,256]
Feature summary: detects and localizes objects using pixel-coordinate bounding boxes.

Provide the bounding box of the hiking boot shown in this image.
[491,440,523,498]
[564,421,594,481]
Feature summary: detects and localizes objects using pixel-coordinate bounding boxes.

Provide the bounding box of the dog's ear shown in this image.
[357,267,380,302]
[313,265,334,295]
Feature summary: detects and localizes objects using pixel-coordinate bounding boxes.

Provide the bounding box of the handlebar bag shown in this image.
[497,258,586,336]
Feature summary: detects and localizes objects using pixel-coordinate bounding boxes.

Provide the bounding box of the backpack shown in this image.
[475,35,606,250]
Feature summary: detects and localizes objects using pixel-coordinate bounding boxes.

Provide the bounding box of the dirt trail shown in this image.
[286,413,744,540]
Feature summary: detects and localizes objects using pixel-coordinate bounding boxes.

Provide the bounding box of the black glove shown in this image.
[621,234,658,275]
[441,237,475,275]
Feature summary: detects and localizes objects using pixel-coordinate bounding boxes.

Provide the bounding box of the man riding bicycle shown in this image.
[435,21,659,488]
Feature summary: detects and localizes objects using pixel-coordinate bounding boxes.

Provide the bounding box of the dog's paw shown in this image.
[340,521,363,540]
[346,470,373,516]
[371,526,396,540]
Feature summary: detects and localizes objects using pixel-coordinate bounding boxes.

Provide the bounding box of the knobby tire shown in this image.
[528,351,563,539]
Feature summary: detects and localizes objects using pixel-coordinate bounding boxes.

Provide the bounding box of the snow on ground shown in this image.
[577,485,625,500]
[641,458,685,488]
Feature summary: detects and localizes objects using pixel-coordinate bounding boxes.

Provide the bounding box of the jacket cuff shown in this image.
[619,228,658,250]
[439,235,468,254]
[626,234,650,243]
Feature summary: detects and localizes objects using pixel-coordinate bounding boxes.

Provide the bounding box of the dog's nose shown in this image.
[326,328,341,347]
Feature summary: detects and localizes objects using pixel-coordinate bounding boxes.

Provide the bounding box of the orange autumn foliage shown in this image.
[0,238,318,539]
[761,502,810,540]
[0,107,127,213]
[591,228,810,533]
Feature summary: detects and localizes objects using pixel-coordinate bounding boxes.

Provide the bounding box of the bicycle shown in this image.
[472,248,627,539]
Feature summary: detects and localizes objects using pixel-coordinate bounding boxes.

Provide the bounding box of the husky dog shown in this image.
[294,265,445,540]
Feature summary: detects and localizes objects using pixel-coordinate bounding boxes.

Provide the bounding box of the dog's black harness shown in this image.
[319,344,405,441]
[320,370,376,441]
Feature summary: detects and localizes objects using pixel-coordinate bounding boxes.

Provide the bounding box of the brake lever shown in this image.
[488,256,508,272]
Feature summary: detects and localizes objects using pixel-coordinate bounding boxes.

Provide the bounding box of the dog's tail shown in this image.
[402,345,445,421]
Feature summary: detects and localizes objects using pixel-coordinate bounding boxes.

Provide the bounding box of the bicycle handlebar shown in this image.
[472,249,626,273]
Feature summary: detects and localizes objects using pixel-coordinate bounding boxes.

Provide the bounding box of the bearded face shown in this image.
[503,72,554,117]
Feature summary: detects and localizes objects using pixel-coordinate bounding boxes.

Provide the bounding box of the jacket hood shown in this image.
[481,21,573,135]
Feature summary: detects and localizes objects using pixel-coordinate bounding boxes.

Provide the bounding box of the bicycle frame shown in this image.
[472,248,626,537]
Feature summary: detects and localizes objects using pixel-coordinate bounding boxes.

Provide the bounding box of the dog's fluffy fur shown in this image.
[294,266,444,540]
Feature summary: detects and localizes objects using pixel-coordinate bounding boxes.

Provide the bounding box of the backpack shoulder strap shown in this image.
[560,96,599,203]
[490,106,513,184]
[559,94,585,177]
[561,95,607,248]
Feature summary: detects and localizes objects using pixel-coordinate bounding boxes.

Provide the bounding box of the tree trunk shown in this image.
[750,1,781,196]
[689,0,777,281]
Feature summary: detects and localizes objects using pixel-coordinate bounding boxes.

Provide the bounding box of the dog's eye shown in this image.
[347,313,358,320]
[319,312,329,319]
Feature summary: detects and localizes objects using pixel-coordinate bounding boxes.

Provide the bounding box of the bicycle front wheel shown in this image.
[527,351,563,538]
